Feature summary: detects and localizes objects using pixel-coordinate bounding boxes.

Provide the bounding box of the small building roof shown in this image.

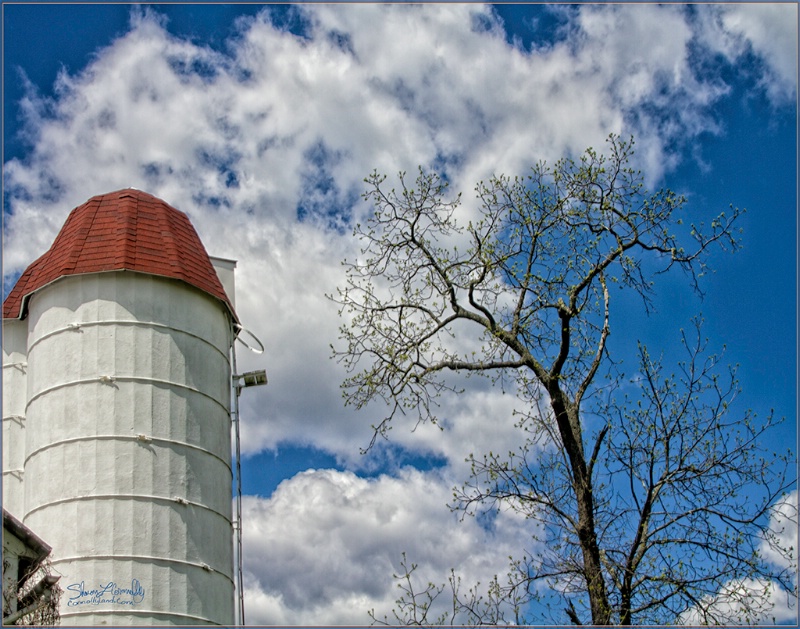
[2,509,51,562]
[3,189,237,321]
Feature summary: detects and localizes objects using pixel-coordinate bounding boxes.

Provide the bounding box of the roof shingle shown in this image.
[3,189,236,321]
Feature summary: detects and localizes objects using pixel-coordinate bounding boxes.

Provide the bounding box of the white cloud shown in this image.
[761,490,799,574]
[678,577,797,626]
[240,467,533,625]
[696,3,798,104]
[679,490,798,626]
[389,384,533,479]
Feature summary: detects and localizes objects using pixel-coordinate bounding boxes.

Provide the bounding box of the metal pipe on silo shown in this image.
[230,325,267,626]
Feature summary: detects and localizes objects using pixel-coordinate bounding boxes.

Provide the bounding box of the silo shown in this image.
[2,189,237,625]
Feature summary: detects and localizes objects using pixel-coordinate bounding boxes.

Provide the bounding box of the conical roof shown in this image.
[3,189,236,321]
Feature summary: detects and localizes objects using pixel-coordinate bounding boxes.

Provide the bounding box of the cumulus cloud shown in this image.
[696,3,798,105]
[679,490,798,626]
[240,467,533,625]
[761,490,799,574]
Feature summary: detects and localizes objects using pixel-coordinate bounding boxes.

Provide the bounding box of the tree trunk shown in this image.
[549,386,611,625]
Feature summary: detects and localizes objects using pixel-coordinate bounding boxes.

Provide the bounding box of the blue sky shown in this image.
[3,3,797,624]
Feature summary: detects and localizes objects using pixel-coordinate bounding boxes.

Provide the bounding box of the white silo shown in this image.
[2,189,239,625]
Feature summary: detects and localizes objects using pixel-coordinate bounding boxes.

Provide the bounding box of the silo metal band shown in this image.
[24,433,232,471]
[26,376,231,416]
[27,319,232,365]
[24,493,233,527]
[50,553,235,583]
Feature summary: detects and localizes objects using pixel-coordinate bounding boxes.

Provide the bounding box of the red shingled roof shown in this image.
[3,189,236,321]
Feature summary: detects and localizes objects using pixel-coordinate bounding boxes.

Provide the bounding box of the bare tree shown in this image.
[331,135,794,624]
[454,319,794,624]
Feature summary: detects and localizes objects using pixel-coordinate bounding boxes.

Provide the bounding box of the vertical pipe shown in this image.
[231,337,246,626]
